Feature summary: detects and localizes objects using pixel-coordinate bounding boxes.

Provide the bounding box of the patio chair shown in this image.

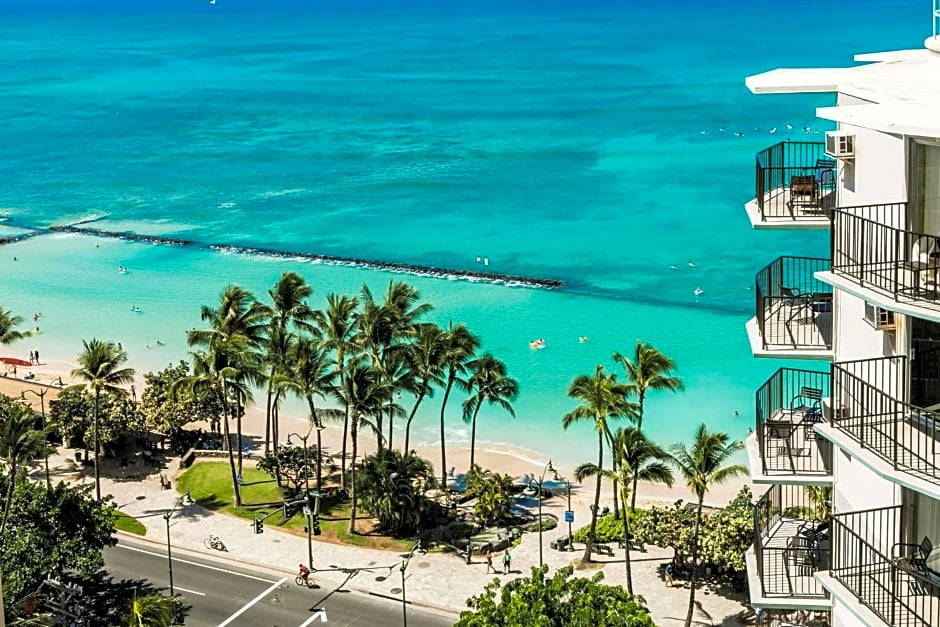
[791,387,823,422]
[779,284,815,324]
[812,158,836,189]
[788,175,819,212]
[912,236,940,294]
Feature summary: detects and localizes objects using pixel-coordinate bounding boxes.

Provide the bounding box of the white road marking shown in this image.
[174,586,206,597]
[298,608,329,625]
[115,543,277,584]
[218,578,287,626]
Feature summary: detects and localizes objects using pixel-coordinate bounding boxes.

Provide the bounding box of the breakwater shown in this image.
[0,231,42,246]
[47,225,194,246]
[210,244,565,289]
[18,222,564,289]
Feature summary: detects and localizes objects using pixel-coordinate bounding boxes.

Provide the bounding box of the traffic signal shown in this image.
[254,517,264,534]
[313,515,321,536]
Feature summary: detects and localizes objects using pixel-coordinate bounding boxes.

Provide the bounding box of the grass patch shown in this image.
[114,510,146,536]
[177,461,414,552]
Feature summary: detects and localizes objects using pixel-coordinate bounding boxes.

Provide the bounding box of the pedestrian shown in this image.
[502,549,511,574]
[28,351,34,365]
[131,384,136,400]
[485,551,494,573]
[34,349,39,364]
[664,562,674,587]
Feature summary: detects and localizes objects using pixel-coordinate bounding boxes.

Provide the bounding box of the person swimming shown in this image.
[579,336,590,343]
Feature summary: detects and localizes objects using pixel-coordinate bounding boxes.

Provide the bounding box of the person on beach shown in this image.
[485,551,494,573]
[502,550,511,574]
[34,349,39,364]
[28,351,34,365]
[664,562,674,587]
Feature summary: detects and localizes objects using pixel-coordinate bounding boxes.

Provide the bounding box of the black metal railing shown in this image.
[755,256,833,351]
[753,484,830,599]
[756,368,832,476]
[755,141,834,221]
[832,356,940,486]
[832,203,940,311]
[756,609,830,627]
[832,505,940,627]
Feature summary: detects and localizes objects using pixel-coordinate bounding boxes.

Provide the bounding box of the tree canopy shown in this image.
[456,565,656,627]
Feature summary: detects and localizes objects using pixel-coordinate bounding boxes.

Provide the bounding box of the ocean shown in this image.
[0,0,926,468]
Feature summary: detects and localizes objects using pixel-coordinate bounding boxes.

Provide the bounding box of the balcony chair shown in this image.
[779,284,815,324]
[893,536,940,595]
[811,158,836,189]
[787,175,820,213]
[912,236,940,295]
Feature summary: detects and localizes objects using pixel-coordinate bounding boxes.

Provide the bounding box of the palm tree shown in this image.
[263,326,294,453]
[0,305,29,347]
[282,337,336,492]
[69,339,135,501]
[403,323,445,456]
[126,591,177,627]
[613,341,684,513]
[262,272,315,453]
[577,427,673,593]
[462,354,518,469]
[562,365,636,564]
[437,323,479,486]
[315,293,360,490]
[331,360,387,535]
[669,424,747,627]
[188,285,268,474]
[0,403,56,536]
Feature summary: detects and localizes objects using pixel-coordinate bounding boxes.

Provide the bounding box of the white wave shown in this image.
[218,202,237,209]
[259,188,308,198]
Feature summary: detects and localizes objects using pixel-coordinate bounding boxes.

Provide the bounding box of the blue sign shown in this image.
[564,510,574,523]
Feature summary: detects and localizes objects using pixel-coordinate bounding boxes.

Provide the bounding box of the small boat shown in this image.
[1,357,32,367]
[529,338,546,349]
[694,287,704,296]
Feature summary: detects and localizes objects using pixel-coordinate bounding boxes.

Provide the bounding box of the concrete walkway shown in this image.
[34,448,750,627]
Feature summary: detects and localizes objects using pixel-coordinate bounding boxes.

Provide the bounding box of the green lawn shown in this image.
[114,510,146,536]
[177,461,413,552]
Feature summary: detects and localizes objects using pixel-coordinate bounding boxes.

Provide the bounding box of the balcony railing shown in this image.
[753,484,830,599]
[832,202,940,312]
[832,505,940,627]
[756,609,830,627]
[755,256,833,351]
[755,141,835,222]
[831,356,940,486]
[756,368,832,476]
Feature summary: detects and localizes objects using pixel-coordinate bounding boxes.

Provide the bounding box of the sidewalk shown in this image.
[34,448,749,626]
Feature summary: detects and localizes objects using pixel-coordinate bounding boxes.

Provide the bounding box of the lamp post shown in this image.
[565,479,573,551]
[163,492,192,596]
[20,388,51,488]
[536,460,556,569]
[288,425,317,571]
[400,540,425,627]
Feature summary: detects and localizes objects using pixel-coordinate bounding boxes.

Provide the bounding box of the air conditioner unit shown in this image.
[864,301,897,330]
[825,131,856,159]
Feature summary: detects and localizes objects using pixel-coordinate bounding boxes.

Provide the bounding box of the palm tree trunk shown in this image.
[348,414,359,535]
[308,398,323,493]
[221,383,241,507]
[612,458,620,520]
[94,389,102,502]
[403,389,426,457]
[439,374,455,488]
[583,430,604,564]
[236,397,244,476]
[264,367,275,453]
[338,352,349,490]
[387,402,394,452]
[622,483,633,594]
[470,403,482,469]
[685,496,704,627]
[273,404,280,453]
[629,393,646,514]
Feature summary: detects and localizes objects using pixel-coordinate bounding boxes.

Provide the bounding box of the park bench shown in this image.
[591,543,614,557]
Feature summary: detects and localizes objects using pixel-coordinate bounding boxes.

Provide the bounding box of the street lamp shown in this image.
[536,459,556,569]
[20,388,51,488]
[563,478,573,551]
[288,425,319,572]
[163,491,193,596]
[400,540,426,627]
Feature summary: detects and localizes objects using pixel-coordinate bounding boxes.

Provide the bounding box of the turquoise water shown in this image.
[0,0,926,466]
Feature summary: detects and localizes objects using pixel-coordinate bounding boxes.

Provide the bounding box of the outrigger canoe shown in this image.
[1,357,32,367]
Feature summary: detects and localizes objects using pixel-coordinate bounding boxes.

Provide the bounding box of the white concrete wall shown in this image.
[833,120,906,212]
[833,445,899,554]
[833,290,901,363]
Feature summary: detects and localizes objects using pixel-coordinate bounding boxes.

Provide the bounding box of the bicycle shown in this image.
[204,534,227,552]
[295,574,317,589]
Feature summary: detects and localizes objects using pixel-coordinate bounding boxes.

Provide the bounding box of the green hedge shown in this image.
[572,511,644,543]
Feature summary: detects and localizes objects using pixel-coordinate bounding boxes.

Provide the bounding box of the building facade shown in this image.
[743,5,940,626]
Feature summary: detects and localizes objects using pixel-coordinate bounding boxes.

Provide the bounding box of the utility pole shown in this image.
[20,388,51,488]
[289,426,318,571]
[163,492,193,596]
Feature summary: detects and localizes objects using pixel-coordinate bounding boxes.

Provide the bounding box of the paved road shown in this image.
[103,538,457,627]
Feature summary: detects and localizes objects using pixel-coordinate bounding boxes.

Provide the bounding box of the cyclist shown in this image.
[298,563,311,584]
